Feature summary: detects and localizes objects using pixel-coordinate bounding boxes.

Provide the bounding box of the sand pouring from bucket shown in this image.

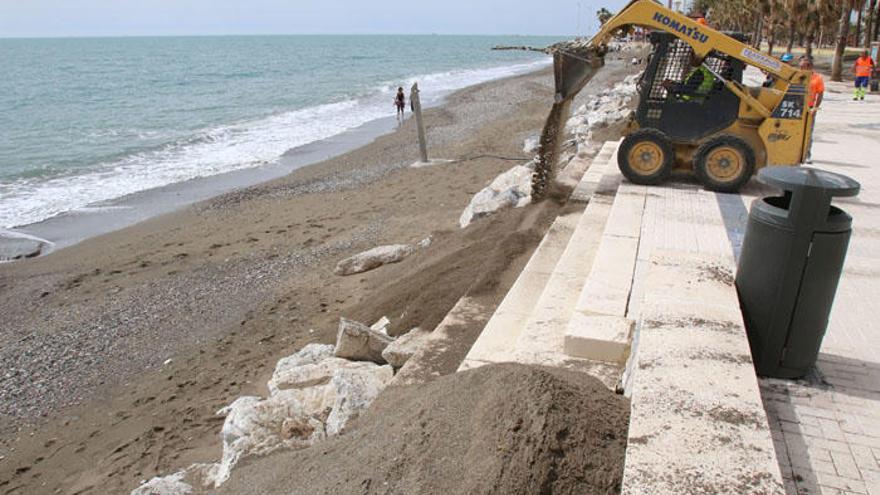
[532,47,605,200]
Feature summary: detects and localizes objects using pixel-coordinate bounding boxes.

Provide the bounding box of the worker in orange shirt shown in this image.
[853,50,875,100]
[802,57,824,163]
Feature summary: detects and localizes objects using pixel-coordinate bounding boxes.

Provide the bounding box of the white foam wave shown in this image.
[0,58,550,229]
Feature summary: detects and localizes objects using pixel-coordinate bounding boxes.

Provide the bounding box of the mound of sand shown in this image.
[219,363,630,495]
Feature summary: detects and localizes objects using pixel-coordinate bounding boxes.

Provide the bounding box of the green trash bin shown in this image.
[736,167,860,379]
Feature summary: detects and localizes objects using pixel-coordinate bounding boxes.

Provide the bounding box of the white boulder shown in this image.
[334,318,394,364]
[523,135,540,154]
[381,327,431,369]
[370,316,391,336]
[131,471,193,495]
[325,364,394,435]
[334,244,413,276]
[459,163,534,228]
[206,387,334,487]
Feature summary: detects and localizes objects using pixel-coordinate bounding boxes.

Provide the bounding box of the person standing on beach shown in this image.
[395,87,406,124]
[853,50,875,101]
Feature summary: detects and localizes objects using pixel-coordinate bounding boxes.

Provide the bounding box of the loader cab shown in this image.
[636,32,745,142]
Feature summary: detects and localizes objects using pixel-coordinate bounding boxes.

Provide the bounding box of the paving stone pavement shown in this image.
[720,80,880,495]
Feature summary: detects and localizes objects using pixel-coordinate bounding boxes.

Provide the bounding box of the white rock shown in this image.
[381,327,431,369]
[417,235,432,249]
[266,344,335,395]
[523,135,540,154]
[269,356,348,395]
[325,364,394,436]
[334,318,394,364]
[131,471,192,495]
[459,164,533,228]
[334,244,413,276]
[370,316,391,335]
[207,388,332,487]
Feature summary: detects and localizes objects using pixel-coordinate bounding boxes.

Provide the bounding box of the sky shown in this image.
[0,0,631,38]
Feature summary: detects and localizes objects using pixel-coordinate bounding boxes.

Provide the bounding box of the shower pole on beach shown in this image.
[411,83,429,163]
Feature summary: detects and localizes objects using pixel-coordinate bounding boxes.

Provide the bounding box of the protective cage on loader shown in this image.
[554,0,816,192]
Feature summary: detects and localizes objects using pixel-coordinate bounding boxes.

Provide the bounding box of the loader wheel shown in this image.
[618,129,674,185]
[694,135,755,193]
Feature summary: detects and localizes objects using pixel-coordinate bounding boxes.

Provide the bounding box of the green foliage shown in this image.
[597,7,614,25]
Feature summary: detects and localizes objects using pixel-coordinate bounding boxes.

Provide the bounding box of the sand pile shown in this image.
[219,363,630,495]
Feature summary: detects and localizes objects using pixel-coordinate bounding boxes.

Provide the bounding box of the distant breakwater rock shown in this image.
[133,317,430,494]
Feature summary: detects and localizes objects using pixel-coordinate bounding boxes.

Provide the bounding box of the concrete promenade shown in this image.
[458,77,878,492]
[752,80,880,495]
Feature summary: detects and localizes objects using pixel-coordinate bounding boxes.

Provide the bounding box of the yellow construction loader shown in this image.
[553,0,814,192]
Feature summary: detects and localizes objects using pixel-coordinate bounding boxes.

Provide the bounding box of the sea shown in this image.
[0,35,560,230]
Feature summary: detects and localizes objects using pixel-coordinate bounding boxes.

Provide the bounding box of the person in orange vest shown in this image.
[802,56,825,163]
[853,50,875,101]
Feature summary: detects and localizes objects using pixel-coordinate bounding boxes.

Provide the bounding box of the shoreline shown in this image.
[2,59,551,259]
[9,114,399,253]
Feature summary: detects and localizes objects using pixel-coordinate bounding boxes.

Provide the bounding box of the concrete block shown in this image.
[603,186,646,239]
[576,235,640,317]
[564,314,633,363]
[493,270,552,317]
[622,250,783,494]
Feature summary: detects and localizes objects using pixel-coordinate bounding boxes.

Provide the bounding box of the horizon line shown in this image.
[0,32,585,41]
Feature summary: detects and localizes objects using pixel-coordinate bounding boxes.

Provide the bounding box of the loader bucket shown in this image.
[553,47,605,102]
[532,47,605,199]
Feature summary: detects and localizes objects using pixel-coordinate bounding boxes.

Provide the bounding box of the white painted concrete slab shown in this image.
[622,250,784,494]
[564,314,633,363]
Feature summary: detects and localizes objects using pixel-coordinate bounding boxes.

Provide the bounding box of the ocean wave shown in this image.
[0,58,550,229]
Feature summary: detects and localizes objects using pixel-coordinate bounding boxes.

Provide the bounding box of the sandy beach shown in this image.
[0,56,638,494]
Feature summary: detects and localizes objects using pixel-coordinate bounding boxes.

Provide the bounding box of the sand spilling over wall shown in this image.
[532,45,605,199]
[218,363,630,495]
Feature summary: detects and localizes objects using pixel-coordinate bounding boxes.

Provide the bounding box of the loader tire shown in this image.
[618,129,674,186]
[694,135,755,193]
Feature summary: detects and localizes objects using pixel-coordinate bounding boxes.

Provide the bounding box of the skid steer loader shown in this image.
[552,0,814,192]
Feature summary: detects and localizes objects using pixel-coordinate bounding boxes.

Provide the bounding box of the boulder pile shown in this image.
[566,73,640,157]
[133,317,430,494]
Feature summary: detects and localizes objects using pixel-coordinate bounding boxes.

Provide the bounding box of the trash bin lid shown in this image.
[758,167,861,197]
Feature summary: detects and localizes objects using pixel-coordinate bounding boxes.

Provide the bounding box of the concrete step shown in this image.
[563,178,647,364]
[512,143,621,368]
[622,249,783,494]
[459,142,619,373]
[619,183,783,493]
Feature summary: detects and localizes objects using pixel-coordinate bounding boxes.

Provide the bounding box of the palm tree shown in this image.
[867,0,878,46]
[831,0,855,81]
[597,8,613,26]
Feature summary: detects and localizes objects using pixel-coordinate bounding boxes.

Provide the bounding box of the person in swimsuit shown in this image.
[395,87,406,123]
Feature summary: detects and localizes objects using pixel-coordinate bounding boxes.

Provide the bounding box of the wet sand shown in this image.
[0,58,637,495]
